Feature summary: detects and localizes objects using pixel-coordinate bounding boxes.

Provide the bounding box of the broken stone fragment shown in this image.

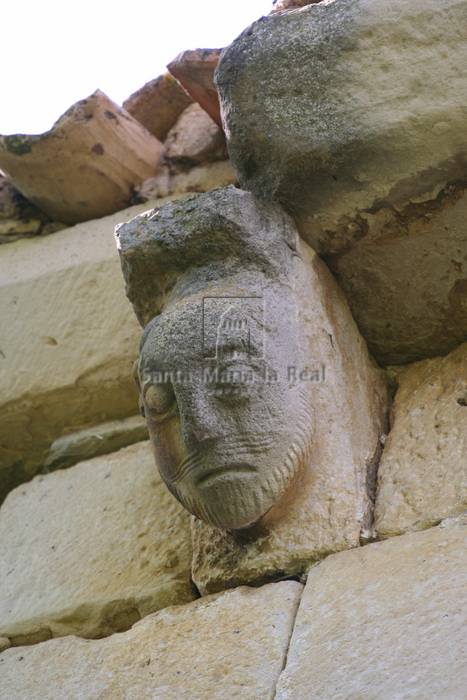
[135,160,237,201]
[275,519,467,699]
[375,341,467,538]
[116,186,388,590]
[168,48,222,127]
[0,442,194,647]
[0,581,302,699]
[0,173,50,243]
[123,72,193,141]
[216,0,467,364]
[0,90,163,225]
[43,414,148,472]
[164,103,227,167]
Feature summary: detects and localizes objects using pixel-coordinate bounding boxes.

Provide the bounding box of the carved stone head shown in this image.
[116,187,316,530]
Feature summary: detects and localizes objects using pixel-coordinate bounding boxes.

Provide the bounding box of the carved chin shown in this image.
[165,436,311,530]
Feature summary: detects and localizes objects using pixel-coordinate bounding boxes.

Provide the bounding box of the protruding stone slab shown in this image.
[0,91,163,224]
[375,342,467,537]
[0,442,194,647]
[217,0,467,364]
[0,581,302,699]
[168,49,222,127]
[276,518,467,700]
[116,187,388,592]
[43,414,148,472]
[123,73,193,141]
[165,104,226,166]
[0,195,184,503]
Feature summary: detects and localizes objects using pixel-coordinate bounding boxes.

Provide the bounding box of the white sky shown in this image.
[1,0,272,135]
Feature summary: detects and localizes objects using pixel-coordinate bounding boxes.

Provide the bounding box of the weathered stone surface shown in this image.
[0,195,185,503]
[0,91,163,225]
[0,638,10,653]
[135,160,237,201]
[0,173,50,243]
[117,186,387,591]
[0,442,194,646]
[217,0,467,363]
[326,184,467,364]
[168,49,222,127]
[375,342,467,537]
[123,73,193,141]
[165,104,226,166]
[43,414,148,472]
[0,581,302,699]
[276,518,467,700]
[271,0,321,12]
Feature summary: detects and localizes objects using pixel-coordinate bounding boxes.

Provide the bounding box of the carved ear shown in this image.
[132,359,145,418]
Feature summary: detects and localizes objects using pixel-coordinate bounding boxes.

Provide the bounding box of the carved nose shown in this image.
[178,392,221,449]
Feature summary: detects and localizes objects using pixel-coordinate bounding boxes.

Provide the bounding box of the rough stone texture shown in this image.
[135,160,237,201]
[0,581,302,699]
[0,638,10,654]
[43,414,148,472]
[168,49,222,127]
[0,441,194,646]
[326,184,467,364]
[276,518,467,700]
[375,342,467,537]
[164,103,226,166]
[0,173,51,243]
[271,0,321,11]
[0,91,163,225]
[123,72,193,141]
[0,195,185,503]
[117,187,387,590]
[217,0,467,364]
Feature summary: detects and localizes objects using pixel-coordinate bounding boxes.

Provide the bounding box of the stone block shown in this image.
[276,518,467,699]
[375,342,467,537]
[0,442,194,646]
[0,581,302,699]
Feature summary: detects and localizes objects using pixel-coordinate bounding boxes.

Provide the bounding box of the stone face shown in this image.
[0,195,185,503]
[276,518,467,700]
[165,104,226,166]
[0,442,194,646]
[0,91,163,225]
[168,49,222,127]
[0,581,302,700]
[217,0,467,364]
[117,186,387,590]
[43,414,148,472]
[123,73,193,141]
[375,342,467,537]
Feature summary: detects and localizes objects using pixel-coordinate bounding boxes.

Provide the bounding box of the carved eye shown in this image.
[143,382,175,418]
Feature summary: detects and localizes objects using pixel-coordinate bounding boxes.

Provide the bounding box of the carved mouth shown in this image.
[196,463,257,488]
